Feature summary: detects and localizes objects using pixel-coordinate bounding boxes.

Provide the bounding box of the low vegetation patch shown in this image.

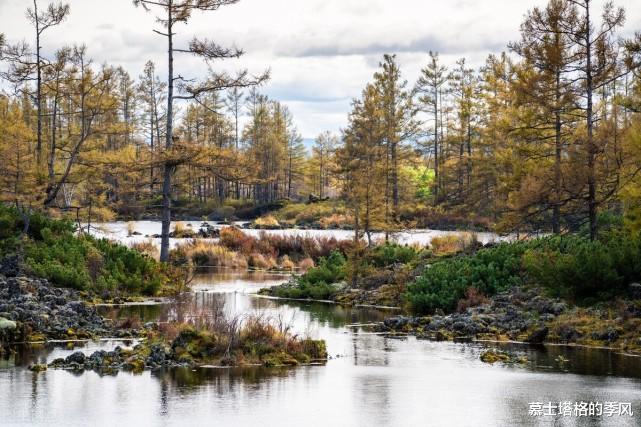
[405,231,641,314]
[264,243,426,304]
[47,313,327,372]
[0,205,180,297]
[254,200,351,229]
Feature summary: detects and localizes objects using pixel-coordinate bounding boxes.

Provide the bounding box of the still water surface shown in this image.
[1,270,641,426]
[90,220,512,249]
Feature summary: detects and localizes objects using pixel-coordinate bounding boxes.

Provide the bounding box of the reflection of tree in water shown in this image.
[351,354,392,426]
[150,365,305,402]
[352,334,391,367]
[248,298,390,329]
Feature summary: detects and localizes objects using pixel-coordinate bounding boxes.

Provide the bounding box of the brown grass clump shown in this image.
[157,311,327,366]
[172,221,194,238]
[248,252,277,270]
[319,213,352,229]
[178,241,248,268]
[457,287,490,313]
[131,239,159,259]
[430,233,478,255]
[298,257,315,272]
[127,221,136,237]
[220,226,256,254]
[218,226,351,261]
[280,255,296,271]
[253,215,281,229]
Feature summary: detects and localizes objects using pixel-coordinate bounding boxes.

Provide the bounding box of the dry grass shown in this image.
[127,221,136,237]
[219,226,351,261]
[178,241,248,268]
[430,233,478,255]
[172,221,193,237]
[253,215,280,229]
[131,239,159,259]
[319,213,352,229]
[298,257,315,272]
[457,287,490,313]
[280,255,296,271]
[155,307,327,366]
[248,252,277,270]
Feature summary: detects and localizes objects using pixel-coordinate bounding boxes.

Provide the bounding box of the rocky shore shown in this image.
[1,273,328,374]
[376,286,641,354]
[260,277,404,309]
[0,274,116,347]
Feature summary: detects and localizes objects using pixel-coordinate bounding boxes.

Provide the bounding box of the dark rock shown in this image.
[629,283,641,300]
[526,326,549,344]
[65,351,86,365]
[0,255,22,277]
[146,344,167,366]
[557,325,581,342]
[592,328,619,342]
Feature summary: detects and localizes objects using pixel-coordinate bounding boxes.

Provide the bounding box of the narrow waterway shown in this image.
[1,270,640,426]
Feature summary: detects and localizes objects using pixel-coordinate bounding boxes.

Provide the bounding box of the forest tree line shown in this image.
[1,0,641,253]
[340,0,641,241]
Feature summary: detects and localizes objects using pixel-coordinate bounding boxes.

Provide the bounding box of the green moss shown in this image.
[480,350,512,364]
[261,352,299,367]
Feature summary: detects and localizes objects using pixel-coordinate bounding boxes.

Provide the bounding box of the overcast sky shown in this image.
[1,0,640,139]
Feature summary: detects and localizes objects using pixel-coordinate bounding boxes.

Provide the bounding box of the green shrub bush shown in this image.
[270,251,346,300]
[0,204,170,296]
[405,231,641,314]
[404,242,527,314]
[366,243,422,268]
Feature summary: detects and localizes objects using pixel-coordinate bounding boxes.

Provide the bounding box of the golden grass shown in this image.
[179,241,248,268]
[253,215,280,228]
[319,213,352,229]
[130,239,159,259]
[298,257,315,272]
[127,221,136,237]
[248,252,277,270]
[172,221,188,236]
[430,232,478,255]
[280,255,296,271]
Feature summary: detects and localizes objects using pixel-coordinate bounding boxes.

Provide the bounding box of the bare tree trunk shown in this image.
[34,0,43,169]
[160,5,174,263]
[553,68,562,234]
[585,3,597,240]
[433,87,439,201]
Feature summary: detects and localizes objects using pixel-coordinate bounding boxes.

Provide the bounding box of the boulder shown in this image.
[526,326,548,344]
[65,351,86,365]
[629,283,641,300]
[0,317,17,331]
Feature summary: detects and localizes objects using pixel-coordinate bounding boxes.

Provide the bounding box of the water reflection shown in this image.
[2,270,641,426]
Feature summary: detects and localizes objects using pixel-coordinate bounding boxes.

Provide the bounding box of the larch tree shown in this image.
[138,60,167,193]
[566,0,625,239]
[27,1,70,168]
[449,58,479,199]
[373,54,418,230]
[509,0,579,233]
[415,51,448,201]
[43,46,117,208]
[225,87,244,198]
[311,131,338,199]
[134,0,268,262]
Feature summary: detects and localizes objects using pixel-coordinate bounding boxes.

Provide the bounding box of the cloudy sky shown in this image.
[1,0,640,139]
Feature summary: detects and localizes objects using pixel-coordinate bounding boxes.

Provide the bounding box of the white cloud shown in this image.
[1,0,640,138]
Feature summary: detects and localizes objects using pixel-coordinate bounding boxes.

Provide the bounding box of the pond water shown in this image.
[90,220,513,250]
[2,270,641,426]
